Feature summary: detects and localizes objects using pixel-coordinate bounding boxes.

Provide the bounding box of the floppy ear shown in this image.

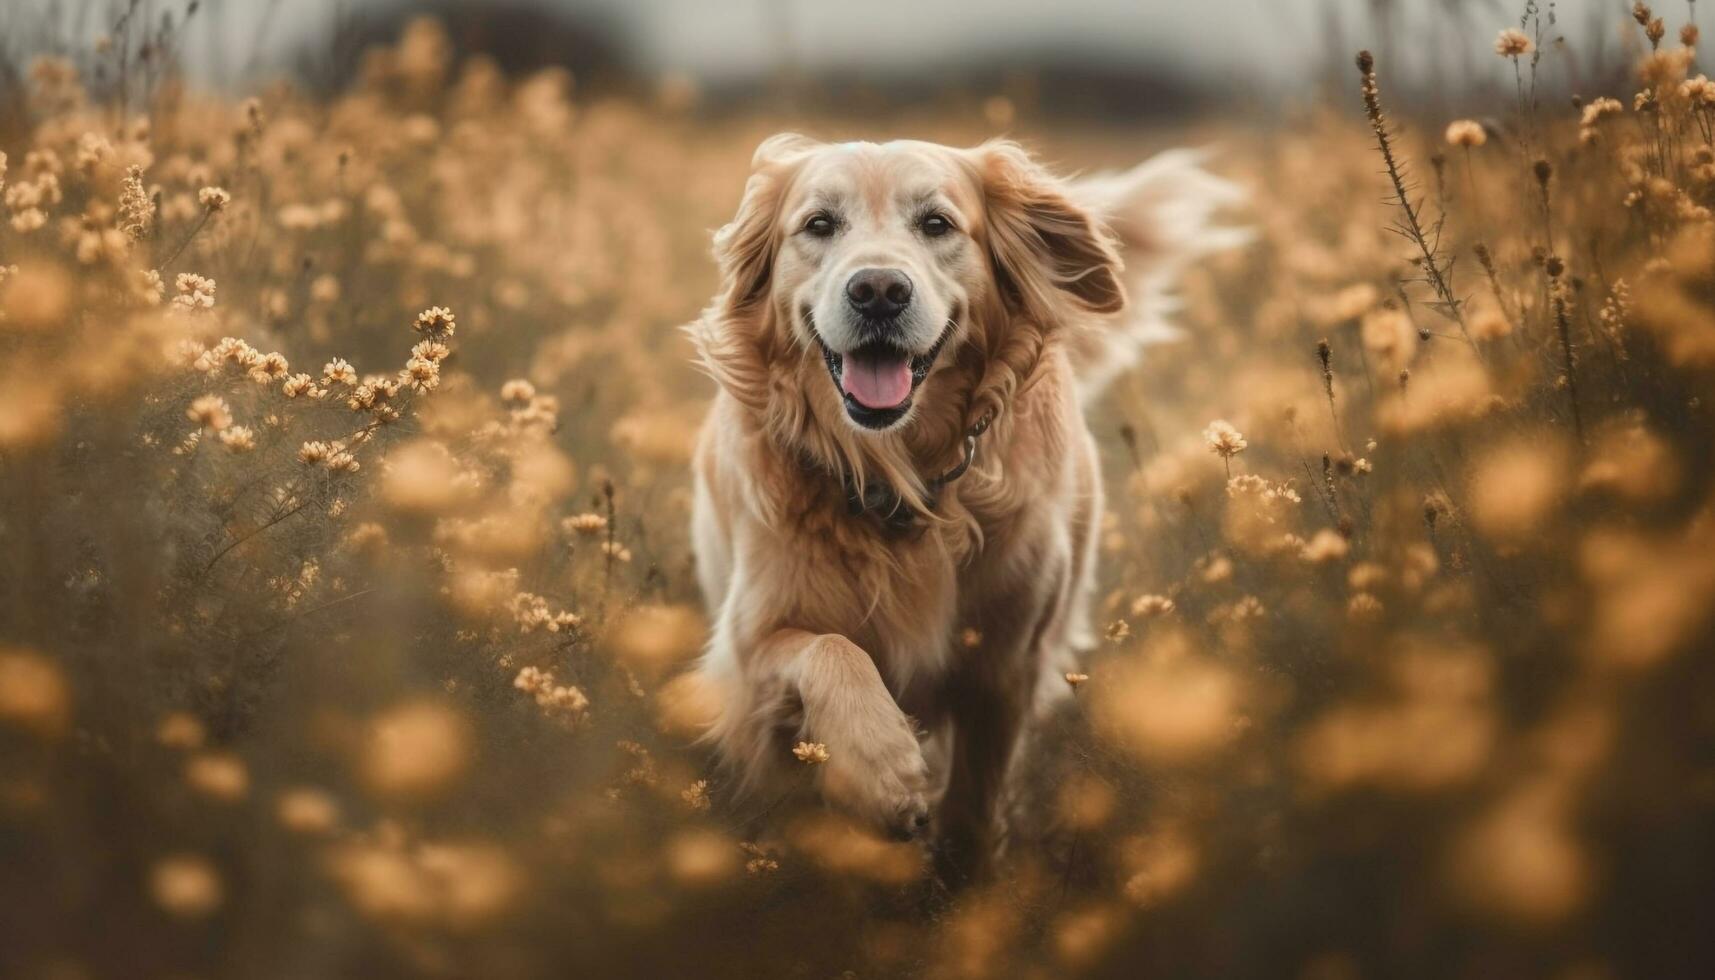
[975,140,1126,322]
[711,133,819,308]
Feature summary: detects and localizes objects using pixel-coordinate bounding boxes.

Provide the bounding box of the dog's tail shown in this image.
[1064,150,1249,401]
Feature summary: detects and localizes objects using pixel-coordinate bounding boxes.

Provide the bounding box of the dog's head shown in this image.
[702,135,1124,435]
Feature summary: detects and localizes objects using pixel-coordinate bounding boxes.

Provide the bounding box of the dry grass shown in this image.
[4,9,1715,979]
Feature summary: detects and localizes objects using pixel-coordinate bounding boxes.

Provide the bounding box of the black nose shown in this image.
[845,268,913,319]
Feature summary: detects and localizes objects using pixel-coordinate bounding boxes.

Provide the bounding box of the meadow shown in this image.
[3,7,1715,978]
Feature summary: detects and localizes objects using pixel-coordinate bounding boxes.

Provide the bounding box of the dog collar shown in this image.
[840,413,992,535]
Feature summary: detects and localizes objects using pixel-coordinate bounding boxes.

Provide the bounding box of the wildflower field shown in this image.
[4,6,1715,979]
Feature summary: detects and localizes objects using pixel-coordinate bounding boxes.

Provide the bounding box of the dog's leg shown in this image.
[934,588,1058,887]
[932,515,1082,887]
[934,669,1029,887]
[739,629,932,839]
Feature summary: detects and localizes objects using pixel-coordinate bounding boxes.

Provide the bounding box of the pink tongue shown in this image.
[841,351,913,409]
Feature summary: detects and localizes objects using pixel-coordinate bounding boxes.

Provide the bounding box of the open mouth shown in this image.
[813,317,953,430]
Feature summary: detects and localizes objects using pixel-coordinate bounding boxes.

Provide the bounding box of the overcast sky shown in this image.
[248,0,1584,79]
[155,0,1619,91]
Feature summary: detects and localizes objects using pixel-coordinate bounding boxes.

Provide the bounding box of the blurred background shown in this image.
[5,2,1715,979]
[3,0,1648,124]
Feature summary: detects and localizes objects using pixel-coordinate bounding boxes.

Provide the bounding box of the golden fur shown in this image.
[684,135,1238,884]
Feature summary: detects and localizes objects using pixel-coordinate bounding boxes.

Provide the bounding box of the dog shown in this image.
[683,134,1240,884]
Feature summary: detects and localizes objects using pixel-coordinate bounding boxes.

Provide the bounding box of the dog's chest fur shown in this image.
[765,370,1086,699]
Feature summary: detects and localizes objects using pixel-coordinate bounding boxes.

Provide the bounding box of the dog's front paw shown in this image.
[815,710,931,841]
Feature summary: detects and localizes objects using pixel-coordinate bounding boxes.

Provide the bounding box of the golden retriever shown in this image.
[684,134,1239,884]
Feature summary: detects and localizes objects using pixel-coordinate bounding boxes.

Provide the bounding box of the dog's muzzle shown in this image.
[813,314,954,431]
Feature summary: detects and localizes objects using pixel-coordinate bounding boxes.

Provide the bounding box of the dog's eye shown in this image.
[803,213,837,238]
[919,213,954,237]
